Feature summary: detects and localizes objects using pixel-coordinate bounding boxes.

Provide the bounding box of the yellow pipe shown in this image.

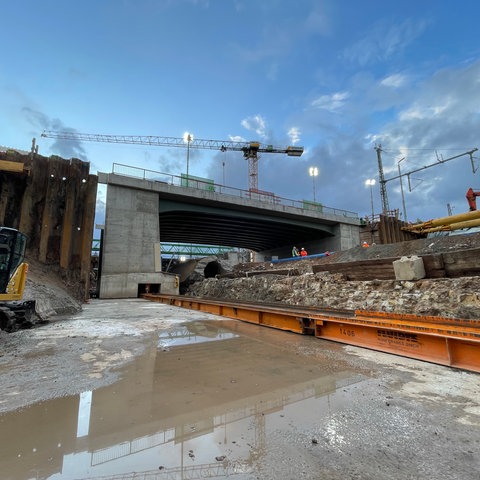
[418,218,480,234]
[403,209,480,231]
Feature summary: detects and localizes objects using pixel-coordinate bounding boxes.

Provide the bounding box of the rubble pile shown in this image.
[187,233,480,319]
[187,272,480,318]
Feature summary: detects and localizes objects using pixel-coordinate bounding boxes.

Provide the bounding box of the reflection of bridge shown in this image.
[85,461,245,479]
[2,312,365,480]
[97,166,360,298]
[80,373,350,480]
[77,322,359,480]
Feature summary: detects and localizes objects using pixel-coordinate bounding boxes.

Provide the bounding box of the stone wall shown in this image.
[187,273,480,319]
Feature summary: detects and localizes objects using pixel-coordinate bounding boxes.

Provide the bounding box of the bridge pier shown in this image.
[100,183,179,298]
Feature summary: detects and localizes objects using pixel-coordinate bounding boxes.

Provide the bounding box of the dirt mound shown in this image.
[233,232,480,275]
[23,257,83,321]
[319,232,480,264]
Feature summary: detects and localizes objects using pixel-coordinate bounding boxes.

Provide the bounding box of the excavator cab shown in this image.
[0,227,27,294]
[0,227,34,332]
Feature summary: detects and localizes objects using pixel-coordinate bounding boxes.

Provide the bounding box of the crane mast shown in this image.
[41,131,304,191]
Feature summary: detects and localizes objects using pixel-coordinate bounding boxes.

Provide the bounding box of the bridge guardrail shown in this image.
[112,163,359,219]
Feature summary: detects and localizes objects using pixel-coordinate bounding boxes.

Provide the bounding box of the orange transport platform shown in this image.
[142,294,480,374]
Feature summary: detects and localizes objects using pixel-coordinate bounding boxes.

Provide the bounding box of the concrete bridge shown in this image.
[97,164,361,298]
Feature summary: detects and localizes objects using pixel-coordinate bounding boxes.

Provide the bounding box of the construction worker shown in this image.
[300,247,308,257]
[362,241,370,248]
[292,246,300,257]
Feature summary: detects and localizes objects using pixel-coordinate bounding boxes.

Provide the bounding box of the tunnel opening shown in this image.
[204,260,226,278]
[138,283,160,297]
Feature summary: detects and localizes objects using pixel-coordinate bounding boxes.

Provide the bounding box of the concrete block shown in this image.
[393,256,426,281]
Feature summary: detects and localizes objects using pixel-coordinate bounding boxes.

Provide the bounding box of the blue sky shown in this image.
[2,0,480,225]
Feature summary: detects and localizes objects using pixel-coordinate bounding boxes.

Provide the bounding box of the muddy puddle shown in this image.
[0,318,366,479]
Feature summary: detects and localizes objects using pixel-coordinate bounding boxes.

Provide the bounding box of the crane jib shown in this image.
[40,130,304,191]
[41,130,304,154]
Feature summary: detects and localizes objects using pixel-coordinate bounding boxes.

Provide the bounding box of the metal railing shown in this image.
[111,163,359,218]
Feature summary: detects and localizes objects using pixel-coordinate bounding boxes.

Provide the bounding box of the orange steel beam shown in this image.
[143,294,480,373]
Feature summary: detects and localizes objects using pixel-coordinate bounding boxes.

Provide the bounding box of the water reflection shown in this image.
[0,320,364,479]
[157,322,238,349]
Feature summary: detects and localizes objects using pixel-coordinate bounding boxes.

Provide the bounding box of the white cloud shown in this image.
[241,114,268,139]
[398,101,451,121]
[344,18,429,66]
[311,91,349,111]
[229,135,246,142]
[381,73,408,88]
[287,127,301,145]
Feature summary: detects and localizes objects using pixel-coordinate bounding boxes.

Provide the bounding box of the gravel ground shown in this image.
[0,299,479,479]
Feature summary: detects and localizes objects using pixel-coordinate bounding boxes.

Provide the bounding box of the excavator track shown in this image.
[0,306,16,332]
[143,294,480,374]
[0,301,37,332]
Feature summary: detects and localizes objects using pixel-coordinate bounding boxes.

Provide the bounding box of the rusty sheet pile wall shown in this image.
[0,148,98,300]
[361,214,424,245]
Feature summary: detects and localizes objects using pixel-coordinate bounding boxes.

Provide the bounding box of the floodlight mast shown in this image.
[41,130,304,191]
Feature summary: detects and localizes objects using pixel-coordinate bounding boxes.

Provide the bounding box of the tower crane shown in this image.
[41,130,304,191]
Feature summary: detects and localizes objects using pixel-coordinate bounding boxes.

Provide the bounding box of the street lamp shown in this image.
[309,166,319,202]
[365,179,376,221]
[183,132,193,185]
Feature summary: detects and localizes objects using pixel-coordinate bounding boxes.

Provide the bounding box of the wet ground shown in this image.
[0,299,479,479]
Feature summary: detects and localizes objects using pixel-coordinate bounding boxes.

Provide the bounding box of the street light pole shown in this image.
[183,132,193,186]
[365,179,376,221]
[309,166,319,202]
[365,178,376,244]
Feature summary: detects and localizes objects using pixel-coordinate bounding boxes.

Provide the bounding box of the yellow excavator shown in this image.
[0,227,35,332]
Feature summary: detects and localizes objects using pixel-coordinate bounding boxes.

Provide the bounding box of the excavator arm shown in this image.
[4,262,29,299]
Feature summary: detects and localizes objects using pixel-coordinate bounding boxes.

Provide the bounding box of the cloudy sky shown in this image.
[2,0,480,224]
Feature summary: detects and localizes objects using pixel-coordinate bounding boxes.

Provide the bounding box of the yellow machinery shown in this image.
[402,209,480,234]
[0,227,34,332]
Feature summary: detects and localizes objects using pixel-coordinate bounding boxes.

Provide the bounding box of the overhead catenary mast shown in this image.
[41,130,304,192]
[374,144,390,214]
[375,145,478,217]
